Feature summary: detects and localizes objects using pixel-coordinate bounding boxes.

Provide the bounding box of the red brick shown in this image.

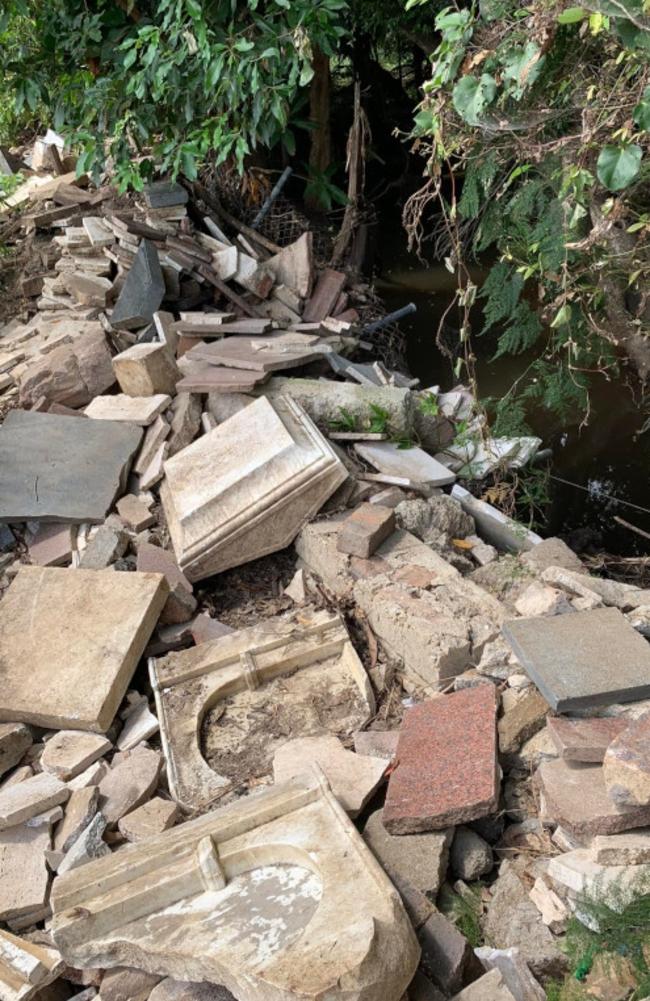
[383,686,499,833]
[337,503,395,558]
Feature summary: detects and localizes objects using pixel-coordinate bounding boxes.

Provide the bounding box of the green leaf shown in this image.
[633,86,650,132]
[557,7,587,23]
[502,42,544,97]
[550,304,571,328]
[596,144,642,191]
[452,74,497,125]
[185,0,201,17]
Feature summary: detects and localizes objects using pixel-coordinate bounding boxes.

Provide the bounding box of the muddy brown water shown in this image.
[376,228,650,557]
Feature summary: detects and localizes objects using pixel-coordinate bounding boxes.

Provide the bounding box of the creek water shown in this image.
[376,224,650,557]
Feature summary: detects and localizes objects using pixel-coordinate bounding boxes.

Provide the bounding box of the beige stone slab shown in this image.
[0,725,32,779]
[0,567,168,732]
[150,609,374,809]
[590,830,650,865]
[41,732,112,781]
[85,394,171,425]
[273,735,386,817]
[0,824,50,922]
[0,929,63,1001]
[133,416,170,475]
[50,776,419,1001]
[117,798,179,843]
[98,746,162,825]
[160,395,347,581]
[54,787,100,852]
[0,773,69,831]
[547,848,650,912]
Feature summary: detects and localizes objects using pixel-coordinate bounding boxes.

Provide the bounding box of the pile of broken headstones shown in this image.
[1,162,650,1001]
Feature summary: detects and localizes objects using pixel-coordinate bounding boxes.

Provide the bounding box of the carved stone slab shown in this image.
[160,396,347,581]
[150,609,374,809]
[51,776,420,1001]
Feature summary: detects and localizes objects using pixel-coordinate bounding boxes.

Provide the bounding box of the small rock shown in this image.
[353,730,399,760]
[363,809,452,898]
[474,946,546,1001]
[115,701,159,752]
[368,487,406,509]
[0,723,32,778]
[627,605,650,637]
[136,543,197,625]
[67,760,109,792]
[116,494,156,532]
[97,745,162,825]
[450,826,493,881]
[514,583,572,617]
[118,797,179,842]
[148,979,236,1001]
[100,967,164,1001]
[284,568,308,605]
[78,519,128,570]
[467,535,498,567]
[451,969,517,1000]
[57,813,110,874]
[521,538,584,575]
[189,613,234,644]
[528,877,568,934]
[41,731,111,781]
[584,953,638,1001]
[167,393,202,456]
[547,716,628,763]
[419,907,478,996]
[498,689,548,757]
[590,831,650,865]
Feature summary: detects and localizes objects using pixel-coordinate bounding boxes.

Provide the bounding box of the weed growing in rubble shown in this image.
[446,884,484,948]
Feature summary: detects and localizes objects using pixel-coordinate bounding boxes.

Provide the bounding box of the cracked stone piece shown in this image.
[133,417,170,476]
[547,848,650,912]
[50,776,420,1001]
[116,495,156,532]
[0,725,32,779]
[483,862,567,980]
[264,232,313,298]
[536,758,650,837]
[54,787,100,853]
[590,831,650,865]
[363,810,452,898]
[603,713,650,806]
[383,687,499,833]
[0,410,142,525]
[17,328,115,411]
[110,241,165,331]
[115,701,159,752]
[85,394,171,426]
[542,566,650,611]
[113,344,180,398]
[148,980,235,1001]
[136,544,196,626]
[167,395,201,457]
[78,519,128,569]
[188,613,233,644]
[0,929,64,1001]
[513,583,572,617]
[337,504,395,558]
[273,735,386,817]
[503,607,650,712]
[117,798,179,843]
[473,948,545,1001]
[498,690,548,757]
[98,746,162,825]
[41,732,111,781]
[58,814,110,875]
[68,761,108,792]
[150,609,374,809]
[528,878,568,934]
[101,968,164,1001]
[0,824,50,922]
[521,538,585,574]
[0,567,168,732]
[451,970,517,1001]
[0,773,69,831]
[160,395,347,582]
[547,716,628,763]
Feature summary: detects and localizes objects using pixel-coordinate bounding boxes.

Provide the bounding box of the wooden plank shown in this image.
[303,269,347,323]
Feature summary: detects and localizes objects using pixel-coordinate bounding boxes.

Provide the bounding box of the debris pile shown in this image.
[1,159,650,1001]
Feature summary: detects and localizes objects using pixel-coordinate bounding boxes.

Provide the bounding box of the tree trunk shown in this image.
[305,46,331,211]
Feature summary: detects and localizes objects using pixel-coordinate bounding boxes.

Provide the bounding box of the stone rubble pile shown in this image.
[1,164,650,1001]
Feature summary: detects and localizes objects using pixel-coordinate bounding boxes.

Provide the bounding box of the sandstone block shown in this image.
[113,344,180,398]
[590,830,650,865]
[58,813,110,874]
[117,495,156,532]
[117,798,179,843]
[0,825,50,922]
[473,948,545,1001]
[78,520,128,569]
[98,746,162,825]
[41,732,111,781]
[167,394,201,456]
[521,538,585,574]
[498,690,548,757]
[136,544,196,625]
[0,773,69,831]
[85,394,171,425]
[0,725,32,779]
[537,758,650,837]
[451,969,517,1000]
[115,701,159,752]
[528,878,568,934]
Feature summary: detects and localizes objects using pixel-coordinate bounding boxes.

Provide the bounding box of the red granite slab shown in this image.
[383,686,499,833]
